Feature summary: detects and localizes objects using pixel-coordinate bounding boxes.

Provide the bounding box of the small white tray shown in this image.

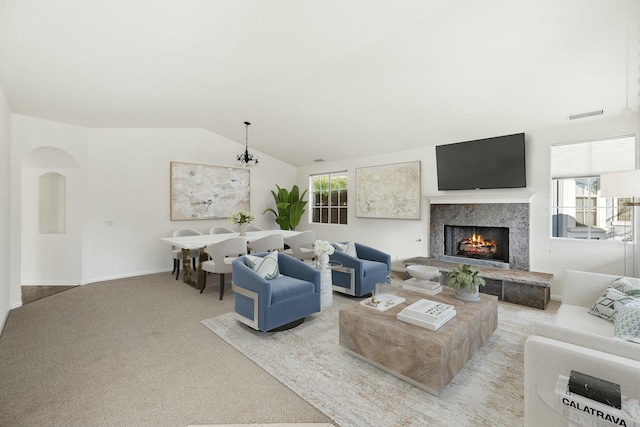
[360,295,406,312]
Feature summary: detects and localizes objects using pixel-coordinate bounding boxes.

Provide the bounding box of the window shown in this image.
[310,172,348,224]
[550,136,636,241]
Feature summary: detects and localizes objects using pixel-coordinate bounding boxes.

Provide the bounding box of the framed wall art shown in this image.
[355,160,421,219]
[170,161,250,220]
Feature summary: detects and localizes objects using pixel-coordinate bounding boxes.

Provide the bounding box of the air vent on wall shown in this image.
[567,110,604,121]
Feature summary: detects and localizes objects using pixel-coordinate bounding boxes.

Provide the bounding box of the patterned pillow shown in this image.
[588,286,638,322]
[334,241,358,258]
[611,278,640,298]
[614,302,640,344]
[245,251,280,280]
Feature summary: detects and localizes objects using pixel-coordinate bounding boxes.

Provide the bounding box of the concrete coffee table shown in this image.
[339,287,498,395]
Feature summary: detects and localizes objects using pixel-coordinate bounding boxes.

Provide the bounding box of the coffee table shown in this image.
[339,287,498,395]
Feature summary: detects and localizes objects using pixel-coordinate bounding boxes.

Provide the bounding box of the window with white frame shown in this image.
[550,135,636,241]
[310,172,348,224]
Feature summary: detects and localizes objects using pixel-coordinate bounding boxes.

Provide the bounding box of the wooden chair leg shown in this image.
[219,274,225,300]
[175,260,180,280]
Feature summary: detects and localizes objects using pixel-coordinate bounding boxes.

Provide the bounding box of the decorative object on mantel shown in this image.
[263,184,308,230]
[170,161,250,220]
[355,160,421,219]
[236,121,258,167]
[445,264,486,302]
[228,211,255,236]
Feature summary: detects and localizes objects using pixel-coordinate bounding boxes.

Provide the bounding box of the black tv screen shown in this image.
[435,133,526,190]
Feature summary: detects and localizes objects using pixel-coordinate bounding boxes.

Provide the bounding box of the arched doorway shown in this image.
[21,147,83,290]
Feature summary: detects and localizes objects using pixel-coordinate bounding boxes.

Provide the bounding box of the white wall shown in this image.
[0,84,12,330]
[10,118,296,288]
[296,113,640,299]
[85,128,296,283]
[11,116,88,297]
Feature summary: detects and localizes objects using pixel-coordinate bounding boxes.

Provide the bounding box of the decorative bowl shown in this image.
[406,264,440,281]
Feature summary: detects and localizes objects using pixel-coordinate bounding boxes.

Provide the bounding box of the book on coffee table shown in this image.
[403,279,442,296]
[397,308,456,331]
[399,299,454,322]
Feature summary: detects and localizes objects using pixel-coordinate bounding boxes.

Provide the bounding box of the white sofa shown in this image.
[524,270,640,427]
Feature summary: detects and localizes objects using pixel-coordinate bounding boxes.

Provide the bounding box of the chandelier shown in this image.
[237,121,259,167]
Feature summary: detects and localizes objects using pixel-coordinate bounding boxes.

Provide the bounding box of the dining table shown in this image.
[161,229,301,290]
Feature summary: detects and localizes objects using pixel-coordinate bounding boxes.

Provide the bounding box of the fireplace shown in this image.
[430,203,530,271]
[444,225,509,266]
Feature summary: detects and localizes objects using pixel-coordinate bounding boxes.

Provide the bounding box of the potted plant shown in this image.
[263,184,308,230]
[445,264,486,301]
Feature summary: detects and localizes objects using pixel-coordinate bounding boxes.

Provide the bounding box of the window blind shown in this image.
[550,136,636,179]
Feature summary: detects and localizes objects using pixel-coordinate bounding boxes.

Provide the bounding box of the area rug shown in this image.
[201,293,554,427]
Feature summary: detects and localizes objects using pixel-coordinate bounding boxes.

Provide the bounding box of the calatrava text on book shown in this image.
[560,397,630,426]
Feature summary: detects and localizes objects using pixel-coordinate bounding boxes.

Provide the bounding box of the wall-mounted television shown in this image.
[435,133,526,191]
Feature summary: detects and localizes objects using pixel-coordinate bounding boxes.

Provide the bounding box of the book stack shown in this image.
[397,298,456,331]
[403,276,442,296]
[554,374,640,427]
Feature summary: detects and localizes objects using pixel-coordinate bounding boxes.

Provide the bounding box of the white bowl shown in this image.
[406,264,440,281]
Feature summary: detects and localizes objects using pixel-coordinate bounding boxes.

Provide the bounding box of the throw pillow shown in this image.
[588,286,638,322]
[614,302,640,344]
[245,251,280,280]
[334,241,358,258]
[611,277,640,298]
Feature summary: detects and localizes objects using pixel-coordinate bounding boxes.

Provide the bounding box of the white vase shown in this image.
[239,223,247,236]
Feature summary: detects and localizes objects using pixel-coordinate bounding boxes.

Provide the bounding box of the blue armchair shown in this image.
[231,252,321,332]
[329,242,391,297]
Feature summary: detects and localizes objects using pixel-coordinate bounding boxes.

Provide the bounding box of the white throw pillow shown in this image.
[245,251,280,280]
[614,302,640,344]
[334,241,358,258]
[611,277,640,298]
[588,286,638,322]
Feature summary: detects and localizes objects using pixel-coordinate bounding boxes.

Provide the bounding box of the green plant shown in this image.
[263,184,308,230]
[446,264,486,293]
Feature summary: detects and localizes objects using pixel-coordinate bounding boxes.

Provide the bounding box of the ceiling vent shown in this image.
[567,110,604,121]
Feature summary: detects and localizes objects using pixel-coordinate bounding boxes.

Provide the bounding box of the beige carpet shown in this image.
[0,273,332,427]
[202,292,556,427]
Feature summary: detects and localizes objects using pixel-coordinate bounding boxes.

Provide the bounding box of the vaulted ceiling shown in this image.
[0,0,638,165]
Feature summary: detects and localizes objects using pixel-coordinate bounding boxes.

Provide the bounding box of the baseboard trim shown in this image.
[81,268,171,285]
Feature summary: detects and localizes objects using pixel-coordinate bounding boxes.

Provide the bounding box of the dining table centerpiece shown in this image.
[229,211,256,236]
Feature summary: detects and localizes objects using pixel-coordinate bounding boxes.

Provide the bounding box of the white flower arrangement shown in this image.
[228,211,256,225]
[314,239,335,257]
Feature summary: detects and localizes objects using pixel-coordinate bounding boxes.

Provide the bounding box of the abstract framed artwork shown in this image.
[355,160,421,219]
[170,161,250,220]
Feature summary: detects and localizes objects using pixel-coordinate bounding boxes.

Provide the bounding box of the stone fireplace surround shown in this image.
[430,203,530,271]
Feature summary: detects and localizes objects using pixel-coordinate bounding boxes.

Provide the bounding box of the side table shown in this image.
[314,260,342,308]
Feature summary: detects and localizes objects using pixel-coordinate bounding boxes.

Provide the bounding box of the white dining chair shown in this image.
[209,226,235,234]
[284,230,316,262]
[247,234,284,254]
[171,228,203,280]
[246,225,263,231]
[200,237,247,299]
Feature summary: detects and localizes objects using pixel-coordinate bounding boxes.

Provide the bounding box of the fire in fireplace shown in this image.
[459,233,497,258]
[444,225,510,265]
